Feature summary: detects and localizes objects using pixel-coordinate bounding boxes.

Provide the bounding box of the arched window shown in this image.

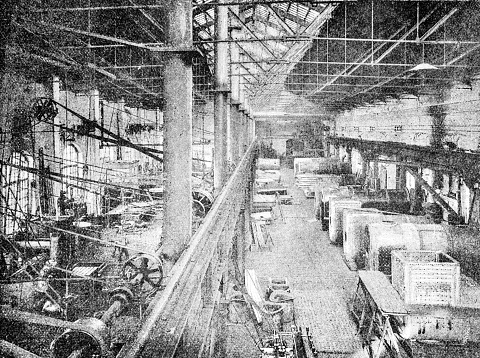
[2,152,35,234]
[62,144,84,200]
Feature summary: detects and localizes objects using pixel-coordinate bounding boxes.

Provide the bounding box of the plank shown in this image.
[358,270,408,315]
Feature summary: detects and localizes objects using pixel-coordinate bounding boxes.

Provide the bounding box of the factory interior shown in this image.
[3,0,480,357]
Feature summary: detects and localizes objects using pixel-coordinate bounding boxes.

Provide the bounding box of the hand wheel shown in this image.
[121,253,163,289]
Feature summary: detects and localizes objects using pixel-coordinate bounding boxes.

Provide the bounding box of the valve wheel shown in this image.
[121,253,163,289]
[33,98,58,123]
[192,199,206,217]
[192,189,213,218]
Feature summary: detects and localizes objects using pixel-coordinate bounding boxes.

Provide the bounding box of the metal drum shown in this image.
[51,317,109,358]
[342,208,384,268]
[328,197,362,244]
[317,186,351,230]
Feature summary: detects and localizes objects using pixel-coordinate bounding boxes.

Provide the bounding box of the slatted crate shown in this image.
[392,250,460,306]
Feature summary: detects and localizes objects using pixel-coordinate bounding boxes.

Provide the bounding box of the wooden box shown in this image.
[392,250,460,306]
[366,222,448,275]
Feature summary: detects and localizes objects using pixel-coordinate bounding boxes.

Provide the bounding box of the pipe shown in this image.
[100,300,122,326]
[0,340,44,358]
[0,305,88,331]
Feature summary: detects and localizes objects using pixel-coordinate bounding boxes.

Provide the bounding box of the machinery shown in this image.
[350,270,480,358]
[260,327,318,358]
[0,251,164,358]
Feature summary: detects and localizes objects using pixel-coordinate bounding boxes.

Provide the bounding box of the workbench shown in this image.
[350,270,408,358]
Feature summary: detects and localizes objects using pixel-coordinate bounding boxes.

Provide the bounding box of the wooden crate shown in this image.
[392,250,460,306]
[366,222,448,275]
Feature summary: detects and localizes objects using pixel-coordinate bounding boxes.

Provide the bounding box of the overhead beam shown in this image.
[128,0,164,35]
[236,42,269,72]
[253,4,336,102]
[265,4,295,35]
[35,21,157,50]
[228,8,279,59]
[268,4,309,27]
[419,7,458,41]
[405,167,458,217]
[308,26,406,96]
[197,36,480,45]
[374,6,438,64]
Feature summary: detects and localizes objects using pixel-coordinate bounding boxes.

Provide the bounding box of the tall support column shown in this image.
[160,0,193,265]
[226,94,232,163]
[237,107,245,157]
[52,76,63,211]
[397,155,406,190]
[373,160,379,191]
[214,0,229,194]
[229,6,241,166]
[243,111,248,154]
[230,104,240,164]
[251,116,256,141]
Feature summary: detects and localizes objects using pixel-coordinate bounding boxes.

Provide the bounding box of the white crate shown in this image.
[392,250,460,306]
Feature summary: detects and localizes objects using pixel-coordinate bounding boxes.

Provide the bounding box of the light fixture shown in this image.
[409,63,439,71]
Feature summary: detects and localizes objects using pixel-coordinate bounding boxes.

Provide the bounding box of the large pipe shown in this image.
[0,340,44,358]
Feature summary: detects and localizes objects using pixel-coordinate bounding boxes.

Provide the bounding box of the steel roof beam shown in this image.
[331,39,480,105]
[197,36,480,45]
[228,8,279,59]
[232,59,480,68]
[253,4,336,101]
[419,7,458,41]
[265,4,295,35]
[235,42,269,72]
[128,0,164,35]
[373,6,438,64]
[307,25,406,97]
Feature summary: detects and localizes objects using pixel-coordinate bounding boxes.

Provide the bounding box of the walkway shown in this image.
[243,168,362,357]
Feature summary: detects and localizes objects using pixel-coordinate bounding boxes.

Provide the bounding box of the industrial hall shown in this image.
[3,0,480,357]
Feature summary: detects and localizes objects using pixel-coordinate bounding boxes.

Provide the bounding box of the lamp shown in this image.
[409,63,439,71]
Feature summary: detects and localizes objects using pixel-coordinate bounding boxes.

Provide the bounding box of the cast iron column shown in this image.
[161,0,193,265]
[214,0,229,194]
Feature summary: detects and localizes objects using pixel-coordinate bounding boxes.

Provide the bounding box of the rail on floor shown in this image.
[116,141,256,358]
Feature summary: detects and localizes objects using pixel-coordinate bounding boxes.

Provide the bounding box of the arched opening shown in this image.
[61,143,84,201]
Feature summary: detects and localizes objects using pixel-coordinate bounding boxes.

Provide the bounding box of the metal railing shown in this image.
[117,141,256,358]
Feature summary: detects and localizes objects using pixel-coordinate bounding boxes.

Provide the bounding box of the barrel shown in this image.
[329,197,362,244]
[262,302,284,331]
[268,290,295,323]
[367,222,448,275]
[342,208,384,268]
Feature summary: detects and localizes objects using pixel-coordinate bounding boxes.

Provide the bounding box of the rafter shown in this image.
[229,8,279,59]
[265,4,295,35]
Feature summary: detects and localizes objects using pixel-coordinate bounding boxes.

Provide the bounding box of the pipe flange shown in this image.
[109,286,134,307]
